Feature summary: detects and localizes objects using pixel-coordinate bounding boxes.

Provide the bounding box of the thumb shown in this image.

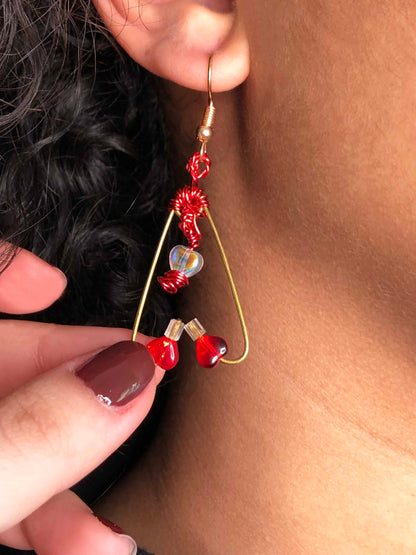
[0,340,157,532]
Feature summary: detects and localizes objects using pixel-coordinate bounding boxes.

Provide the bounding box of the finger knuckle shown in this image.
[33,323,59,374]
[0,388,65,460]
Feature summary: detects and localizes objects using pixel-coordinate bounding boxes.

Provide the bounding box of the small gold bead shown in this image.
[197,126,213,142]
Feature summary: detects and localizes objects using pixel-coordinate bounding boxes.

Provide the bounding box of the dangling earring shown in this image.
[131,56,249,370]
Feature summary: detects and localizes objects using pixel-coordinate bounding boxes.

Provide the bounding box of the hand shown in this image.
[0,246,163,554]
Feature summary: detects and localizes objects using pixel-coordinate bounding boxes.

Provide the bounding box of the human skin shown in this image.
[96,1,416,553]
[0,246,165,553]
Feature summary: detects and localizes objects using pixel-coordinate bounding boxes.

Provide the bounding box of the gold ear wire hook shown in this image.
[197,55,216,158]
[207,54,213,105]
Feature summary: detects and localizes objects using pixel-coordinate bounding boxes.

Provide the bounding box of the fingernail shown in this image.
[76,341,155,407]
[97,517,137,554]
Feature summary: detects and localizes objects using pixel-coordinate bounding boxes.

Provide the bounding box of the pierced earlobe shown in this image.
[93,0,249,91]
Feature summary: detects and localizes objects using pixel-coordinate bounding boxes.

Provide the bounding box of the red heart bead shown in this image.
[196,335,228,368]
[147,336,179,370]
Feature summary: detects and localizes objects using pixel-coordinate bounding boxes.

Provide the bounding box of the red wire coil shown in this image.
[157,270,189,294]
[170,183,209,249]
[158,153,211,292]
[186,152,211,182]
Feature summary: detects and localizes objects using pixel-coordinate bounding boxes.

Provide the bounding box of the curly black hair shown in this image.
[0,0,175,333]
[0,4,177,545]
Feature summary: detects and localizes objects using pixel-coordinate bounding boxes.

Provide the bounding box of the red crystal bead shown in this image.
[196,335,228,368]
[146,337,179,370]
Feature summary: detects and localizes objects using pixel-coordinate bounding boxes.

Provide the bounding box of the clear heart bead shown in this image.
[169,245,204,278]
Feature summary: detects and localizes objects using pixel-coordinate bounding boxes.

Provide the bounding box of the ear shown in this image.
[92,0,249,92]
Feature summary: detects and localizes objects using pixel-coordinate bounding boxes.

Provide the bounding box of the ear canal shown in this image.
[92,0,249,91]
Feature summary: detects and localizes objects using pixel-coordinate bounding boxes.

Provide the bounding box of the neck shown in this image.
[97,7,416,550]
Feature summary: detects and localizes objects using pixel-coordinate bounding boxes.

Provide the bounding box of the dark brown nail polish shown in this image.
[76,341,155,407]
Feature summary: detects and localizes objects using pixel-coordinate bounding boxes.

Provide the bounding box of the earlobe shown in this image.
[93,0,249,91]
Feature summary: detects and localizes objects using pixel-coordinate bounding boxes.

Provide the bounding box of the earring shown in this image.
[146,319,184,370]
[184,318,228,369]
[131,56,249,370]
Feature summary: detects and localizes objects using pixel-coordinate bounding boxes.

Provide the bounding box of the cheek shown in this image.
[240,0,416,340]
[240,1,416,227]
[234,6,416,547]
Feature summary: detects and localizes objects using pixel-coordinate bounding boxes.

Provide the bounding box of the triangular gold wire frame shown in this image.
[131,207,249,365]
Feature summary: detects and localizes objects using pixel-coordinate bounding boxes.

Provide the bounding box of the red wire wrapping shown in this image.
[157,153,211,293]
[158,270,189,294]
[186,152,211,182]
[170,184,209,249]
